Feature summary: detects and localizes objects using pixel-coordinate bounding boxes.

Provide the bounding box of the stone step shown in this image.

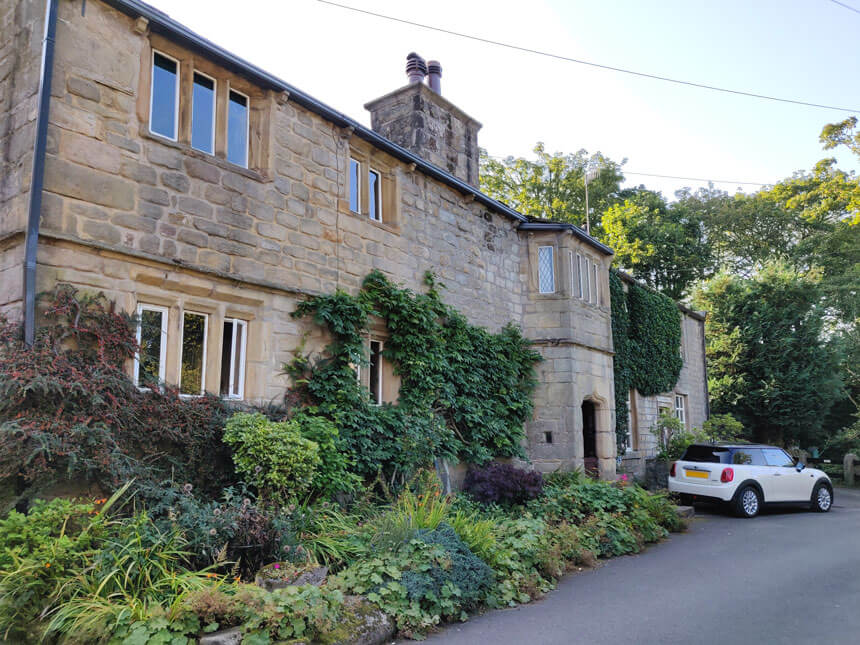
[675,505,695,519]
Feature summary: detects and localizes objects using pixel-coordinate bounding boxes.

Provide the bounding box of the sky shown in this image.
[143,0,860,200]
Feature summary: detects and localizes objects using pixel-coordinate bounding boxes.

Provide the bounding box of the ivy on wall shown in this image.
[287,271,542,483]
[610,270,683,448]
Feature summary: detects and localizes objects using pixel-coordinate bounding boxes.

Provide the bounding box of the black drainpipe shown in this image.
[23,0,59,346]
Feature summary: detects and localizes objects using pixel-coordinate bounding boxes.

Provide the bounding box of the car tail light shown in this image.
[670,462,676,477]
[721,467,734,483]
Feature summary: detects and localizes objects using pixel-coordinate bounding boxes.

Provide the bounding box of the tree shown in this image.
[479,142,625,231]
[602,190,713,299]
[693,266,842,447]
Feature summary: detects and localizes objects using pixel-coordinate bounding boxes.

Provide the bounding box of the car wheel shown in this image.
[678,494,694,506]
[733,485,761,518]
[811,481,833,513]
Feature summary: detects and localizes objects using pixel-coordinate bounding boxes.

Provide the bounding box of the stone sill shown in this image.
[337,204,401,235]
[139,127,271,184]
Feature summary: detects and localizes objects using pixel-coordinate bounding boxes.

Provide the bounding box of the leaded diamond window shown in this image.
[538,246,555,294]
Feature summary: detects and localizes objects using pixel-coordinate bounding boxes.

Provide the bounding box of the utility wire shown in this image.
[828,0,860,16]
[623,171,769,186]
[317,0,860,114]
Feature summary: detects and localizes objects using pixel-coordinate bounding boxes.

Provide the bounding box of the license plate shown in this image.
[685,469,709,479]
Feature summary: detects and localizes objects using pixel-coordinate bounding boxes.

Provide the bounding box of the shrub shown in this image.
[223,413,321,502]
[331,526,492,637]
[447,510,497,564]
[292,411,362,497]
[0,286,234,505]
[365,483,451,552]
[463,462,543,506]
[140,482,303,579]
[703,413,745,442]
[483,516,553,607]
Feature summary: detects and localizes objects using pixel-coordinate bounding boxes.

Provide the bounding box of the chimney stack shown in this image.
[427,60,442,94]
[405,52,427,84]
[365,53,482,187]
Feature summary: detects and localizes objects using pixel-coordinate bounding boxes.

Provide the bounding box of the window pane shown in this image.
[191,73,215,154]
[227,91,248,167]
[733,449,765,466]
[349,159,360,212]
[181,312,207,395]
[151,53,177,139]
[369,340,382,405]
[576,254,583,298]
[582,258,590,301]
[763,449,795,467]
[219,321,234,396]
[138,309,164,385]
[232,321,245,397]
[369,170,381,221]
[591,263,598,304]
[538,247,554,294]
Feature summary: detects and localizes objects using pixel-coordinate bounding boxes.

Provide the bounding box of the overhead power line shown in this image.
[623,171,769,186]
[828,0,860,16]
[317,0,860,114]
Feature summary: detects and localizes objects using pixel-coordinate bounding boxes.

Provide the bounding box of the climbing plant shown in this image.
[610,270,683,448]
[287,271,542,483]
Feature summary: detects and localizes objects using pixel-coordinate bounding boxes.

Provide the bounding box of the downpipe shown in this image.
[23,0,59,345]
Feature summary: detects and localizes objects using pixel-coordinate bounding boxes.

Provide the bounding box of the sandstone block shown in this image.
[120,160,157,185]
[161,171,190,193]
[184,157,221,184]
[139,185,170,206]
[81,219,121,246]
[112,213,157,234]
[66,76,100,102]
[44,157,134,210]
[216,209,252,230]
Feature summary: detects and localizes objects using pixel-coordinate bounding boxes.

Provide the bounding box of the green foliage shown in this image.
[702,413,745,442]
[289,271,541,482]
[292,412,362,497]
[693,266,843,445]
[626,282,683,395]
[223,413,321,502]
[609,271,632,449]
[602,190,713,299]
[609,270,683,447]
[650,411,702,461]
[365,484,451,552]
[333,522,494,637]
[478,143,625,230]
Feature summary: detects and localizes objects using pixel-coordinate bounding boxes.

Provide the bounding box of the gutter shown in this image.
[22,0,59,346]
[101,0,630,263]
[517,220,614,256]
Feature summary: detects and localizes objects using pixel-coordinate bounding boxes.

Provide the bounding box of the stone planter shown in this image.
[254,563,328,592]
[645,458,670,490]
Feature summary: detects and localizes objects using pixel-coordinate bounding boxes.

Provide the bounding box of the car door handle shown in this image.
[773,473,782,476]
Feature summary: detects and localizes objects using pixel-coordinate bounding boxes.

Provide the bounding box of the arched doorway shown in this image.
[582,400,598,477]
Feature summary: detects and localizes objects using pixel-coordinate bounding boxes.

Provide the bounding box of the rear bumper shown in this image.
[668,478,735,502]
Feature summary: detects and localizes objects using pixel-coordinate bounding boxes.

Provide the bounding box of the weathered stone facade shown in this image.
[1,0,709,480]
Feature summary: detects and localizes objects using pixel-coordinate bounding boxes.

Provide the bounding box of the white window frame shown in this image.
[191,70,217,155]
[674,394,686,426]
[369,339,383,406]
[538,246,555,294]
[149,50,180,142]
[134,303,168,388]
[226,87,250,169]
[349,158,361,214]
[179,310,209,397]
[222,318,247,400]
[368,167,382,222]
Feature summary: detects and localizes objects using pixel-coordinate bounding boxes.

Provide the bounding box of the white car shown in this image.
[668,443,833,518]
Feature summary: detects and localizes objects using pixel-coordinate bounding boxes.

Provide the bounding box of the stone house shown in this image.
[1,0,708,480]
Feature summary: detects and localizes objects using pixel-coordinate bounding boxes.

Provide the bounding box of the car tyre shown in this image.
[733,485,761,518]
[678,494,695,507]
[811,481,833,513]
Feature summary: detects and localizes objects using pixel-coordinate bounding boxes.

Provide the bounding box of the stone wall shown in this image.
[0,0,44,317]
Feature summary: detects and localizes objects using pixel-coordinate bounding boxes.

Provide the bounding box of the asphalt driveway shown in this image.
[416,487,860,645]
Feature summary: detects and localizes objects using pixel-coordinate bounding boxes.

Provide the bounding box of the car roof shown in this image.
[689,443,781,450]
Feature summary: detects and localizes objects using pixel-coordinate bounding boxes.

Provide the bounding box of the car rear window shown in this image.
[681,445,731,463]
[731,448,766,465]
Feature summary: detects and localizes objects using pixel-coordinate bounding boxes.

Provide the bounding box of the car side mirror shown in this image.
[795,461,805,472]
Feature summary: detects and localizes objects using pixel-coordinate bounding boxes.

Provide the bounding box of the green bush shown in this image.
[332,524,493,637]
[223,413,321,502]
[703,413,745,442]
[293,411,362,497]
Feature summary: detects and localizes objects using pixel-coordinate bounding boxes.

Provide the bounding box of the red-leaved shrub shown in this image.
[0,286,234,498]
[463,461,544,506]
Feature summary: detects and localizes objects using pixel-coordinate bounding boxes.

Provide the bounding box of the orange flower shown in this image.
[45,563,51,568]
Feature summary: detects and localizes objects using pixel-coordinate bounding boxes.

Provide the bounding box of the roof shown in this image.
[102,0,612,257]
[690,443,776,450]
